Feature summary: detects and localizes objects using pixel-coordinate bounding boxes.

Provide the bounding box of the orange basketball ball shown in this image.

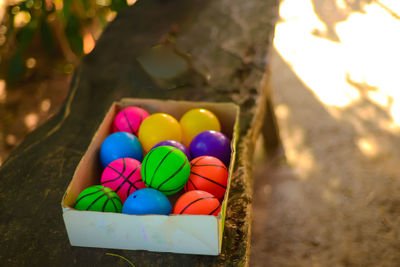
[185,156,228,200]
[173,190,221,216]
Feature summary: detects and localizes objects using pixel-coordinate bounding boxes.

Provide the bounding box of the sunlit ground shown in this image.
[252,2,400,265]
[274,0,400,172]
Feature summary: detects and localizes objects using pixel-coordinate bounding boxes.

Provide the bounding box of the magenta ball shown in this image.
[112,106,149,135]
[100,158,146,203]
[151,140,191,160]
[189,131,231,166]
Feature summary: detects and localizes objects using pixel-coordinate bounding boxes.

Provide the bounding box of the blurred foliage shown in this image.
[1,0,134,85]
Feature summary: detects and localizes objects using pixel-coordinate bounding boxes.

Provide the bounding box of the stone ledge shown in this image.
[0,0,279,266]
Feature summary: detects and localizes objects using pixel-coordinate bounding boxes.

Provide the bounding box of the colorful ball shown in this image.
[141,146,190,195]
[112,106,150,135]
[99,132,143,167]
[185,156,228,200]
[173,190,221,216]
[74,185,122,213]
[100,158,146,203]
[138,113,182,152]
[189,130,231,167]
[122,188,171,215]
[151,140,191,160]
[179,108,221,147]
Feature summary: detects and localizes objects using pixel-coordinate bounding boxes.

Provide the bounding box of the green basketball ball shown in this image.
[74,185,122,213]
[142,146,190,195]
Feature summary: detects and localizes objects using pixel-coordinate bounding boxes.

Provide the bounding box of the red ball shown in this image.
[100,158,146,203]
[185,156,228,200]
[112,106,149,135]
[173,190,221,216]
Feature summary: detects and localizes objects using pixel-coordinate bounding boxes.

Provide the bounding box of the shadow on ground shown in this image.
[250,48,400,266]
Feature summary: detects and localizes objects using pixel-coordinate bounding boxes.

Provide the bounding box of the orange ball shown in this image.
[185,156,228,200]
[173,190,221,216]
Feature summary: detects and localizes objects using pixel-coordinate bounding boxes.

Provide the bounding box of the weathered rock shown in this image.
[0,0,279,266]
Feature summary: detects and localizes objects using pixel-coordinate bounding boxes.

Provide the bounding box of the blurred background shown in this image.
[251,0,400,266]
[0,0,136,166]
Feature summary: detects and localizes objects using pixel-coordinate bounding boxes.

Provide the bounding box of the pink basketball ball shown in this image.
[112,106,150,135]
[100,158,146,203]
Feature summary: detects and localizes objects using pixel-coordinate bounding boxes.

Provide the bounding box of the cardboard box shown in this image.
[61,98,239,255]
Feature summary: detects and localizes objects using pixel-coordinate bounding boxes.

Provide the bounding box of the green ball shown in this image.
[74,185,122,213]
[142,146,190,195]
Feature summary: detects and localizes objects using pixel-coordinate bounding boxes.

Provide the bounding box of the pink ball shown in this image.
[112,107,150,135]
[100,158,146,203]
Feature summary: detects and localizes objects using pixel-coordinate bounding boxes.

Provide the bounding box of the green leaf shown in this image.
[63,0,72,20]
[17,20,38,51]
[65,15,83,56]
[7,50,24,85]
[110,0,128,13]
[17,1,31,11]
[82,0,91,11]
[40,17,54,53]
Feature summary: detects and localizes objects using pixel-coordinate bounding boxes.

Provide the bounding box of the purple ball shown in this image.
[189,130,231,166]
[151,140,191,160]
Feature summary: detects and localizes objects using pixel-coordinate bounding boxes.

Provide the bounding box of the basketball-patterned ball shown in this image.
[141,146,190,195]
[112,106,150,135]
[74,185,122,213]
[100,158,146,203]
[173,190,221,216]
[185,156,228,200]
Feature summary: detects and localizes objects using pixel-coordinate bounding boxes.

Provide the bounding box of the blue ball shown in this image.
[99,132,143,167]
[122,188,171,215]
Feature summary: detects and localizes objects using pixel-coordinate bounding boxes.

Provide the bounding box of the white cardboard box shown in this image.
[61,98,239,255]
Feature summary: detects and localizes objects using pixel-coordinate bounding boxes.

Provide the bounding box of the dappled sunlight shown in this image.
[106,11,117,22]
[127,0,137,6]
[83,32,96,54]
[328,177,341,189]
[322,189,340,205]
[275,104,290,120]
[0,79,6,104]
[274,103,316,180]
[272,0,400,183]
[13,10,30,28]
[6,134,17,146]
[357,137,378,157]
[281,124,315,180]
[26,57,36,69]
[24,113,39,131]
[274,0,400,131]
[40,99,51,113]
[275,1,361,107]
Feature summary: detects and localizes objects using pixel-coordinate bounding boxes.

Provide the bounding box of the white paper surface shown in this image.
[64,210,219,255]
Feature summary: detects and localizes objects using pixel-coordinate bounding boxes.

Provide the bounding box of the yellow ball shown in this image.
[179,108,221,147]
[138,113,182,152]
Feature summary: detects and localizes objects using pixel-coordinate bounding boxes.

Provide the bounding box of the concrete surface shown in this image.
[251,1,400,266]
